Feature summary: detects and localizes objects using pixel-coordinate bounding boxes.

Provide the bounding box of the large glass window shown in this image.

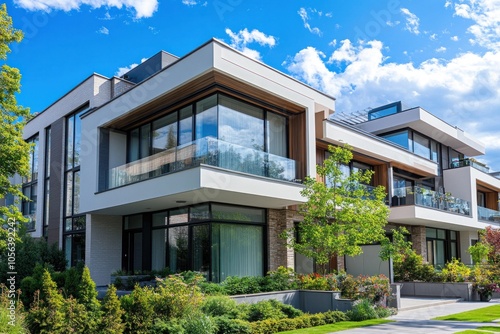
[22,135,39,231]
[219,95,264,150]
[153,112,178,154]
[426,227,458,267]
[196,95,218,140]
[64,107,87,267]
[382,130,410,149]
[413,132,431,160]
[132,203,265,281]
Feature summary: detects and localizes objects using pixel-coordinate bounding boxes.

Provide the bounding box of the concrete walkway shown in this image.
[337,298,500,334]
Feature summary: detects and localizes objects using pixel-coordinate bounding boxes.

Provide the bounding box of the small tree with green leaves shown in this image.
[283,145,390,274]
[0,3,32,253]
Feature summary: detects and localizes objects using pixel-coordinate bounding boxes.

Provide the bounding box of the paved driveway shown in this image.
[337,298,500,334]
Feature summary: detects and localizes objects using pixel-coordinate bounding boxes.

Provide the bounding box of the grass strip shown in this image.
[433,305,500,323]
[277,319,393,334]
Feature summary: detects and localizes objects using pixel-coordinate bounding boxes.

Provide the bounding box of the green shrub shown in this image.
[154,274,204,319]
[249,311,342,333]
[213,316,251,334]
[98,285,124,334]
[200,282,227,295]
[394,252,438,282]
[357,275,390,304]
[346,299,378,321]
[184,312,217,334]
[297,273,330,290]
[0,285,27,334]
[62,296,88,333]
[322,310,349,323]
[339,274,359,299]
[440,258,471,282]
[246,299,303,322]
[120,285,155,334]
[262,267,298,292]
[221,276,263,295]
[151,318,185,334]
[374,305,397,318]
[201,295,240,318]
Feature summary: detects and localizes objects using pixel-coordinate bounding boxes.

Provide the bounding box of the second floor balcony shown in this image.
[450,158,490,173]
[391,186,471,216]
[108,137,298,190]
[478,206,500,224]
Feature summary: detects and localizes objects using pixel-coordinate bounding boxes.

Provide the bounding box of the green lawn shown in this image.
[454,326,500,333]
[277,319,393,334]
[432,305,500,323]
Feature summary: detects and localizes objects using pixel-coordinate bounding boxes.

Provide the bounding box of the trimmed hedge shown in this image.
[249,310,347,334]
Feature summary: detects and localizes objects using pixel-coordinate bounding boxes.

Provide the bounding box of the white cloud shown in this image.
[386,20,400,27]
[225,28,276,61]
[97,26,109,35]
[401,8,420,35]
[430,33,438,40]
[115,58,148,77]
[182,0,207,6]
[451,35,459,41]
[13,0,158,18]
[436,46,447,52]
[453,0,500,51]
[298,7,322,35]
[445,0,452,8]
[284,38,500,169]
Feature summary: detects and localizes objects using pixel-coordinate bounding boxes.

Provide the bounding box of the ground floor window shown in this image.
[124,203,265,282]
[426,228,458,267]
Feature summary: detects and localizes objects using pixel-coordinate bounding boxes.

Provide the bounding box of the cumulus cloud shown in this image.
[298,7,322,35]
[452,0,500,51]
[13,0,158,18]
[436,46,447,52]
[115,57,148,77]
[451,35,459,41]
[284,38,500,168]
[225,28,276,61]
[97,26,109,35]
[401,8,420,35]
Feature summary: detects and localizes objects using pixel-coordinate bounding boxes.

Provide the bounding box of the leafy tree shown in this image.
[0,3,31,253]
[282,145,389,273]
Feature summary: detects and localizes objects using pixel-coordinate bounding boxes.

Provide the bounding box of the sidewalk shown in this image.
[337,298,500,334]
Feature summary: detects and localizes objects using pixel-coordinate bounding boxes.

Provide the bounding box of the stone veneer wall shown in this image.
[267,209,303,271]
[411,225,427,261]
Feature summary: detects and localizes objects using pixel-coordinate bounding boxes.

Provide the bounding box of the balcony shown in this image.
[391,186,470,216]
[478,206,500,224]
[450,158,490,173]
[108,137,298,189]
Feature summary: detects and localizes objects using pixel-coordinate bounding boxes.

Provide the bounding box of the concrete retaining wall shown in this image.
[399,282,475,301]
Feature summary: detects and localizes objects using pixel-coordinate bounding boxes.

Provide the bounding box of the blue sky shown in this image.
[6,0,500,172]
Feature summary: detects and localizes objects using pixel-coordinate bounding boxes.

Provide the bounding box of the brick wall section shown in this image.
[411,225,427,261]
[87,214,122,286]
[267,209,302,271]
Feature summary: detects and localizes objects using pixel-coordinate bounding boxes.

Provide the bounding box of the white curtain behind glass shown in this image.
[266,112,287,157]
[214,224,263,282]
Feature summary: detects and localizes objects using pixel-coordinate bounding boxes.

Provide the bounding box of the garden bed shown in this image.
[231,290,354,313]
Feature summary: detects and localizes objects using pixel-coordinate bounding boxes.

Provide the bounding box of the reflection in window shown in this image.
[413,133,430,160]
[22,135,39,230]
[382,130,410,150]
[196,95,218,139]
[153,113,178,154]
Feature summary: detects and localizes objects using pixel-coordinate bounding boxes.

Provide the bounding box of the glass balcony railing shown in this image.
[391,186,471,216]
[450,158,490,173]
[108,137,298,189]
[478,206,500,224]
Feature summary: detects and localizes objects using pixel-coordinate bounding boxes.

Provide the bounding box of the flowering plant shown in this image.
[475,282,500,298]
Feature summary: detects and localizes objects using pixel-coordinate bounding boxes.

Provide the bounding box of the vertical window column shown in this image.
[22,135,39,231]
[43,127,51,239]
[63,108,87,267]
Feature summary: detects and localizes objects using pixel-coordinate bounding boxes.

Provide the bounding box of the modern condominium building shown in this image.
[14,39,500,285]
